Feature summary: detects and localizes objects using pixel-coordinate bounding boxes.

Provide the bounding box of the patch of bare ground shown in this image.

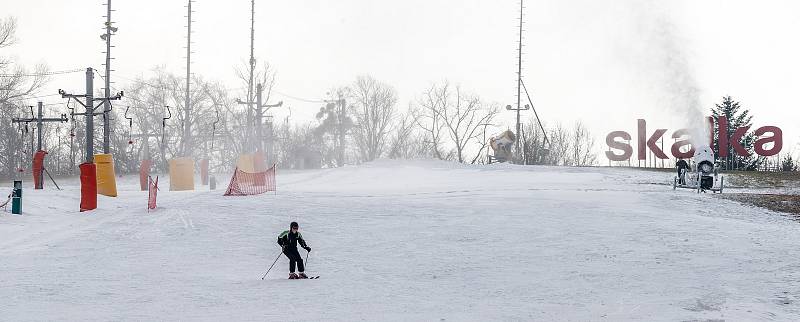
[721,193,800,216]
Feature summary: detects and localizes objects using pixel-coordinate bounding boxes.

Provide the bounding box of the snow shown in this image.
[1,159,799,321]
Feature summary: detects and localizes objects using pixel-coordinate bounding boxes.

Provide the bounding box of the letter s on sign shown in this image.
[754,126,782,157]
[605,131,632,161]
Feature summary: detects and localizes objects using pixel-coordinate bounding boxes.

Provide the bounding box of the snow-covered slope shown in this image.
[1,160,799,321]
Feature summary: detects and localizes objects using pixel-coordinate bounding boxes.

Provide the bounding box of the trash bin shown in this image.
[11,180,22,215]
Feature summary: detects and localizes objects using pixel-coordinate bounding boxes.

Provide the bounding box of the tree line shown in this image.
[1,15,601,179]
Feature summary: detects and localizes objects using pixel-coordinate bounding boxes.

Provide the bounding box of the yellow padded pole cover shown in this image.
[253,151,267,172]
[169,158,195,191]
[236,154,256,172]
[94,154,118,197]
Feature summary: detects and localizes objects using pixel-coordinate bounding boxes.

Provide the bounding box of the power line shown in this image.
[0,68,83,78]
[99,68,324,106]
[5,93,63,102]
[272,90,325,103]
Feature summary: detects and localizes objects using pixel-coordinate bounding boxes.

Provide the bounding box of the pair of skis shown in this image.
[263,246,318,280]
[294,275,320,280]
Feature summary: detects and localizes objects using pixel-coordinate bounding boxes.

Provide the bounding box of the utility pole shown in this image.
[101,0,117,154]
[184,0,193,156]
[245,0,256,152]
[81,68,95,162]
[237,83,282,155]
[255,83,262,152]
[506,0,529,164]
[11,102,68,189]
[59,67,123,163]
[11,102,68,155]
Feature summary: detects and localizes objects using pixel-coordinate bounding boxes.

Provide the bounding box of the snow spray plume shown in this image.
[632,2,709,149]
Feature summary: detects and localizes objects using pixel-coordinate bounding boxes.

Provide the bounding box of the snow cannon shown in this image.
[673,145,724,193]
[489,130,516,163]
[694,145,715,190]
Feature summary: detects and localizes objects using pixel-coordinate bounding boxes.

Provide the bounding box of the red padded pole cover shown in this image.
[79,162,97,212]
[32,150,47,189]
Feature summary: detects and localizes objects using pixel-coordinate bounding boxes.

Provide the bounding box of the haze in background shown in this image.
[5,0,799,157]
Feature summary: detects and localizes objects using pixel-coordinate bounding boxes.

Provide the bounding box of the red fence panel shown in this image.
[223,164,276,196]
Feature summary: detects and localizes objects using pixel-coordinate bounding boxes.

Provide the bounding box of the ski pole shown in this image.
[261,247,284,280]
[304,249,310,269]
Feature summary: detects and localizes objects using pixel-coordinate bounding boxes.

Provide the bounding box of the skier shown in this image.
[676,158,689,185]
[277,222,311,279]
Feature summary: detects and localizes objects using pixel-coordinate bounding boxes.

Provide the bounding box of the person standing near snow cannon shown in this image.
[676,158,689,185]
[277,222,312,279]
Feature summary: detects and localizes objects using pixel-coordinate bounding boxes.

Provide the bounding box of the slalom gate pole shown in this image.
[261,247,284,280]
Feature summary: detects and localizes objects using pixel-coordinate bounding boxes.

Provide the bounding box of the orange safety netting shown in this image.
[148,176,159,211]
[223,164,276,196]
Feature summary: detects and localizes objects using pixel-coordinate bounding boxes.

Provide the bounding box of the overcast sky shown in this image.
[4,0,799,159]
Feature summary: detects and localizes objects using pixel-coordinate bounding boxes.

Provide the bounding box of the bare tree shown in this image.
[569,121,597,166]
[546,123,570,166]
[0,18,48,107]
[520,117,549,165]
[234,61,277,153]
[118,69,218,171]
[387,106,423,159]
[415,81,498,163]
[413,84,448,160]
[275,121,325,169]
[0,16,50,178]
[348,75,398,162]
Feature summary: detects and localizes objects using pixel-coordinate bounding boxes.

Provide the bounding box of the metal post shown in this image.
[103,0,113,154]
[85,67,94,163]
[338,97,346,165]
[37,102,43,151]
[256,83,263,152]
[36,102,44,189]
[247,0,255,152]
[184,0,192,156]
[515,0,523,158]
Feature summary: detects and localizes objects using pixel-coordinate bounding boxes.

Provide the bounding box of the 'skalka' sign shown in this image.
[605,116,782,161]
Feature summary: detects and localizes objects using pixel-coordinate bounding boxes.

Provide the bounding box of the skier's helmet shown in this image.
[290,222,299,229]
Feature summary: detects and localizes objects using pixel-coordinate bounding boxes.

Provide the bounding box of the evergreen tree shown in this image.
[314,95,352,167]
[710,96,759,170]
[782,154,798,172]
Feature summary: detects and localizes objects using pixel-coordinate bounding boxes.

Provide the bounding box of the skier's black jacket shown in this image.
[676,159,689,170]
[277,230,308,249]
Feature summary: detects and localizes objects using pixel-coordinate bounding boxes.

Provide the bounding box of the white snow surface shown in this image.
[1,159,799,321]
